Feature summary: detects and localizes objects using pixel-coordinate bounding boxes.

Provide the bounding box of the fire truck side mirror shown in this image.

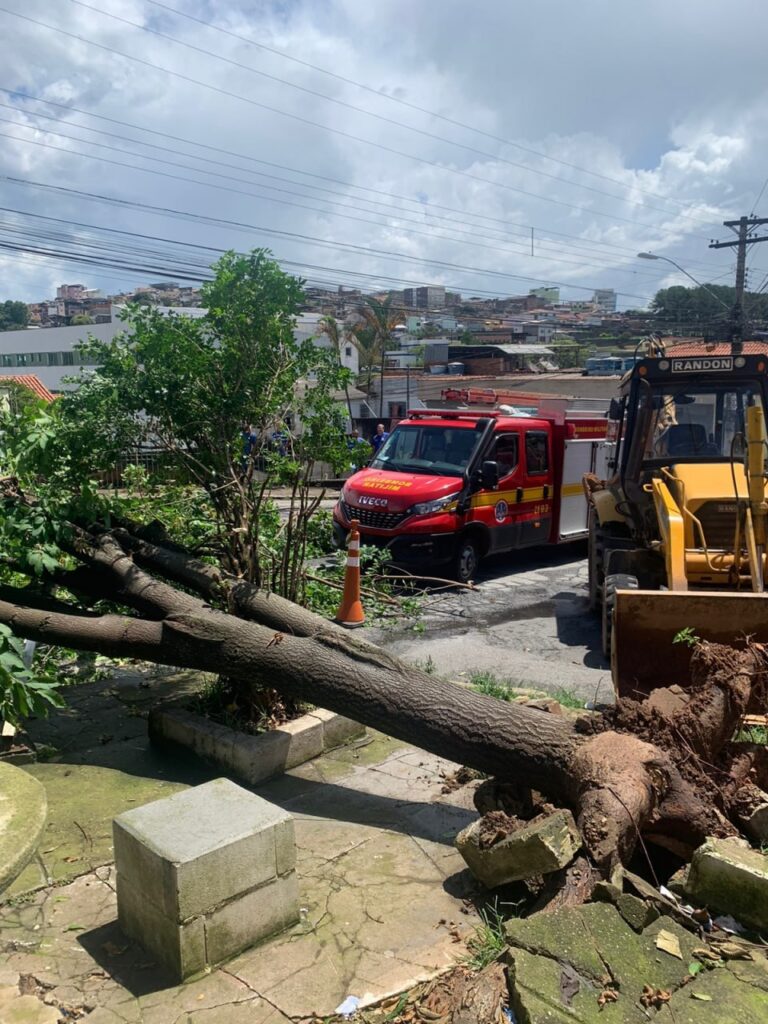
[608,398,623,421]
[481,460,499,489]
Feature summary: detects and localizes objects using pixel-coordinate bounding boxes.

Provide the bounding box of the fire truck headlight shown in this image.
[410,492,461,515]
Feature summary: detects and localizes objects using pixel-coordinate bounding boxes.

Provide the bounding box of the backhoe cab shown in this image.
[586,347,768,697]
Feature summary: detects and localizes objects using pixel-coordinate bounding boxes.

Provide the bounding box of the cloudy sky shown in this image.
[1,0,767,307]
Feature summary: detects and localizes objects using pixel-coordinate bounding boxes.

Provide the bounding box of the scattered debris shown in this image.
[655,929,683,959]
[597,987,618,1009]
[440,765,483,794]
[639,985,671,1009]
[335,994,360,1017]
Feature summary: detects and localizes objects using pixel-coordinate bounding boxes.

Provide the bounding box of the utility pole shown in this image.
[709,215,768,352]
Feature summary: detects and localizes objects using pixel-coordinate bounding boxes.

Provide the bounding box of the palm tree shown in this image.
[318,314,354,423]
[353,297,401,415]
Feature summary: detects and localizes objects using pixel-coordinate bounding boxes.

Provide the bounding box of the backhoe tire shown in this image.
[602,572,638,660]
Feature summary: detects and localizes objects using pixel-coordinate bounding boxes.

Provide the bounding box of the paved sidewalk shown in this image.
[0,670,481,1022]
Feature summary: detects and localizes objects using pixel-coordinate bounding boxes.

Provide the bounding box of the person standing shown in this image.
[371,422,389,453]
[240,422,258,474]
[347,428,370,471]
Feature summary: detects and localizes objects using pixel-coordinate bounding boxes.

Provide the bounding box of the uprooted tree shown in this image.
[1,505,766,881]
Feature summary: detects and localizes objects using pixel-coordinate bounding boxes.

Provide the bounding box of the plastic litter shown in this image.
[502,1008,517,1023]
[714,914,747,935]
[335,995,360,1017]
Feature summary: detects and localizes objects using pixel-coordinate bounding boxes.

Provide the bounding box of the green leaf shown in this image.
[688,961,702,976]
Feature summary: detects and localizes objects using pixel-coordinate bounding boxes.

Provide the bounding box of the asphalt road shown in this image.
[374,541,614,706]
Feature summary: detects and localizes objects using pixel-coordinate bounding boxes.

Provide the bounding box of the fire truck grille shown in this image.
[695,501,740,550]
[341,501,407,531]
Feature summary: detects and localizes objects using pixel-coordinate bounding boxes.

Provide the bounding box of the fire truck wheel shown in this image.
[453,536,480,584]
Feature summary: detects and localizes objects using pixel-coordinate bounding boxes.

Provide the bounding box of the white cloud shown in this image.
[1,0,767,306]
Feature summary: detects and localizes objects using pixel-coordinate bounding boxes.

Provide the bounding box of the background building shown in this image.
[402,285,446,309]
[529,286,560,304]
[593,289,617,313]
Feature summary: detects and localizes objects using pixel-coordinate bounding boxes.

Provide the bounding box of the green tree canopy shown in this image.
[0,300,28,331]
[651,284,768,326]
[55,249,351,589]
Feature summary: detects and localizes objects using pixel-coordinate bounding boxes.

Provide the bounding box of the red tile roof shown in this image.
[0,375,56,402]
[666,341,768,357]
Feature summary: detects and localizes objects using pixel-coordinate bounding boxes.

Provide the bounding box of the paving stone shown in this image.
[2,686,481,1022]
[456,809,581,886]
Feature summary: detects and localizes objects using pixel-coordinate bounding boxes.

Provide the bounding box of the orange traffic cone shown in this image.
[335,519,365,627]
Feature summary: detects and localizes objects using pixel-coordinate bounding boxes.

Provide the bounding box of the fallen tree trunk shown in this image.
[0,527,763,874]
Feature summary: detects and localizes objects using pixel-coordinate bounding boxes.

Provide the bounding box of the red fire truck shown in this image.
[332,396,610,581]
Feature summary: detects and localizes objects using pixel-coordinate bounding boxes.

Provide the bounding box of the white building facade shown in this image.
[0,309,358,393]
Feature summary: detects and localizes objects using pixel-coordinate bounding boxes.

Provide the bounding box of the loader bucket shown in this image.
[612,589,768,700]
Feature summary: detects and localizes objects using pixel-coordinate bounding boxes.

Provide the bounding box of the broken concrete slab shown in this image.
[592,882,660,932]
[0,987,59,1024]
[683,837,768,932]
[0,762,46,893]
[506,903,699,996]
[658,959,768,1024]
[506,901,768,1023]
[455,809,581,887]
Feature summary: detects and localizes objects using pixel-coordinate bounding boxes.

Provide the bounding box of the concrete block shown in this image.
[149,707,238,771]
[274,816,297,876]
[310,707,365,749]
[227,729,288,785]
[683,837,768,932]
[204,872,299,966]
[117,875,206,979]
[150,706,350,785]
[278,716,324,769]
[114,778,299,979]
[455,810,581,888]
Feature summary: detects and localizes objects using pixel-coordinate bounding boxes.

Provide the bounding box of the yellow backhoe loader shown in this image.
[585,342,768,699]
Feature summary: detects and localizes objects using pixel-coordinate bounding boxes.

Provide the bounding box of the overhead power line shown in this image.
[69,0,718,227]
[0,175,654,303]
[0,6,719,237]
[0,88,735,276]
[139,0,718,216]
[0,122,678,283]
[2,208,622,308]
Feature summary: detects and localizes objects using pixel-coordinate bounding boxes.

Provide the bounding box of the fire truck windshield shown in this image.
[371,424,481,476]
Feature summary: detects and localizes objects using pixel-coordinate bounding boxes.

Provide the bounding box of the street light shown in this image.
[637,252,731,312]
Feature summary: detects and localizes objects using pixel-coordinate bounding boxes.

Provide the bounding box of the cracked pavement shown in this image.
[1,678,482,1021]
